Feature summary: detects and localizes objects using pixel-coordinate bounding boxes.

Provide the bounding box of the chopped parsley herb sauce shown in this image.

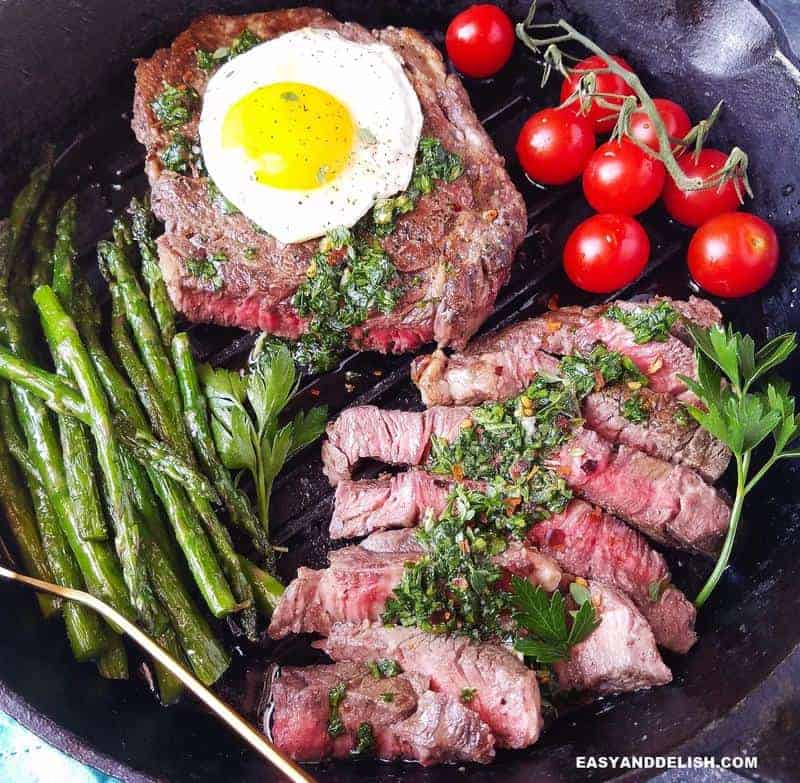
[621,391,650,423]
[460,687,477,703]
[368,659,403,679]
[384,346,647,644]
[196,28,263,70]
[381,483,518,640]
[351,722,376,756]
[605,301,679,344]
[327,682,347,738]
[151,83,199,130]
[185,253,225,291]
[159,133,196,174]
[380,692,395,703]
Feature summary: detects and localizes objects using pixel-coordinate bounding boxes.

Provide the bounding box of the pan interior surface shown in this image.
[0,1,799,781]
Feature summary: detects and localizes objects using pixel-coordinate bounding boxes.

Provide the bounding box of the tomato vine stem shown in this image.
[516,1,753,199]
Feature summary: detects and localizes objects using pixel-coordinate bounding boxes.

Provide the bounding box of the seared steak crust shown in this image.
[318,622,543,749]
[267,662,495,764]
[132,9,526,352]
[330,471,696,652]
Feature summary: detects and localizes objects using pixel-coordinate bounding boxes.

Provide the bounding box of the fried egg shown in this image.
[199,28,423,245]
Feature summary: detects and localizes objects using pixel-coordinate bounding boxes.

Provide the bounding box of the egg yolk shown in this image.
[222,81,355,190]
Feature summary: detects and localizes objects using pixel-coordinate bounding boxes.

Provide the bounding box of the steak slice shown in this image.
[268,530,561,638]
[321,405,729,553]
[317,622,543,749]
[322,405,471,485]
[268,547,408,638]
[132,9,526,352]
[553,582,672,693]
[266,661,495,764]
[334,472,696,653]
[412,297,718,406]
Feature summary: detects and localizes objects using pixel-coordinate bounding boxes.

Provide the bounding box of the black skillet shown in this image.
[1,0,800,780]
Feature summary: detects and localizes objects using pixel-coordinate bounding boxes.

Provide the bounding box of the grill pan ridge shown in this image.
[1,1,800,781]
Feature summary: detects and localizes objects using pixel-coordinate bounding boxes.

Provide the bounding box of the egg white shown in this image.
[199,28,423,245]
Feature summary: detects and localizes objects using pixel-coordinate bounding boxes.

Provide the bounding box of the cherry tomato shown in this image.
[516,108,596,185]
[628,98,692,151]
[662,149,743,227]
[445,4,515,79]
[687,212,778,298]
[564,213,650,293]
[582,139,666,215]
[560,55,636,134]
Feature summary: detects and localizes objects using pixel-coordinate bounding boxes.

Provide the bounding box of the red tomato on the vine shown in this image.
[516,108,596,185]
[560,55,636,134]
[662,149,743,227]
[628,98,692,151]
[445,4,515,79]
[688,212,779,298]
[563,213,650,293]
[582,139,666,215]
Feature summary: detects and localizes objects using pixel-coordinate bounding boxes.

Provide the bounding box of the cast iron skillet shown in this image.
[1,1,800,780]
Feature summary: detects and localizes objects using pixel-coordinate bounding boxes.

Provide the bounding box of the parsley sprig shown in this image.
[681,324,799,606]
[200,345,327,539]
[512,577,600,663]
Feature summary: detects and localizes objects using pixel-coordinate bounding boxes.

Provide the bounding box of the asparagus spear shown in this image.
[129,197,175,348]
[34,285,158,630]
[0,382,61,619]
[30,193,59,291]
[97,634,129,680]
[0,222,113,658]
[172,333,270,557]
[72,281,236,619]
[8,148,53,258]
[239,556,284,618]
[144,535,230,686]
[103,233,256,635]
[100,232,183,427]
[0,344,219,500]
[50,197,107,541]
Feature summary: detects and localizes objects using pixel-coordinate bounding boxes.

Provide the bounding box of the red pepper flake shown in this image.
[494,365,504,376]
[504,496,522,515]
[581,459,599,474]
[452,464,464,481]
[547,294,559,311]
[310,388,321,397]
[546,528,566,549]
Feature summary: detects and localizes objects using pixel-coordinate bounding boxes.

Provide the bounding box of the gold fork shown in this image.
[0,565,316,783]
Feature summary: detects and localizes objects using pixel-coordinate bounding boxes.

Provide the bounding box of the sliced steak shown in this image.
[322,405,471,485]
[268,547,409,638]
[412,297,717,406]
[318,622,543,749]
[133,9,526,352]
[530,501,697,653]
[269,529,561,638]
[412,348,729,481]
[266,661,495,764]
[331,470,451,539]
[321,405,729,553]
[336,472,695,652]
[553,582,672,693]
[557,428,729,555]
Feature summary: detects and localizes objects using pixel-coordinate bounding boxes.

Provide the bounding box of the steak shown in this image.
[321,405,729,553]
[333,471,696,652]
[132,9,526,352]
[266,661,495,764]
[412,297,719,406]
[322,405,471,485]
[317,622,543,749]
[268,530,561,638]
[553,582,672,693]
